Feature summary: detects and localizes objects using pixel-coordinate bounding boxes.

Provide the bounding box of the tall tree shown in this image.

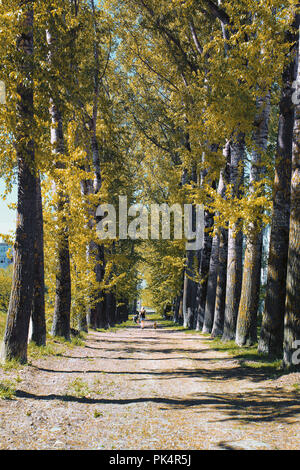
[46,21,71,340]
[211,224,228,337]
[30,174,46,346]
[211,152,230,338]
[84,0,106,330]
[283,12,300,369]
[202,231,219,333]
[222,136,245,341]
[2,0,37,363]
[236,92,271,346]
[202,147,229,334]
[258,22,298,356]
[195,208,214,331]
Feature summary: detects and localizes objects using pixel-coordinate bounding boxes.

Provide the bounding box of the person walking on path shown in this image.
[133,311,139,324]
[140,307,146,329]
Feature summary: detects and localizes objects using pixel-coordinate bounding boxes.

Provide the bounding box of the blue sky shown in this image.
[0,179,16,240]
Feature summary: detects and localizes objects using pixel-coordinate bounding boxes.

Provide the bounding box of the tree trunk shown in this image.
[78,311,88,333]
[202,233,219,333]
[182,166,199,329]
[222,136,245,341]
[195,209,214,330]
[30,173,46,346]
[84,0,105,329]
[86,241,105,329]
[236,94,271,346]
[97,300,108,329]
[183,248,198,329]
[222,226,243,341]
[210,146,230,338]
[259,26,297,356]
[211,226,228,337]
[51,191,71,340]
[202,156,229,333]
[283,14,300,369]
[48,102,71,340]
[105,291,116,327]
[46,26,71,341]
[173,294,181,323]
[2,1,36,363]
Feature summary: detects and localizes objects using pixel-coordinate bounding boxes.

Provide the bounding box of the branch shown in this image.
[130,111,172,154]
[188,18,203,55]
[201,0,230,25]
[137,0,198,75]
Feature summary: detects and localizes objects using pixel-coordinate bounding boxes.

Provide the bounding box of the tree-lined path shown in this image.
[1,322,299,450]
[2,1,300,452]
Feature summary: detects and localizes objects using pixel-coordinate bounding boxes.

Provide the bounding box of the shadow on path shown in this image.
[32,363,285,383]
[15,388,300,424]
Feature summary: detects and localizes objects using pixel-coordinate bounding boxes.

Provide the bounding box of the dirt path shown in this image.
[0,320,300,450]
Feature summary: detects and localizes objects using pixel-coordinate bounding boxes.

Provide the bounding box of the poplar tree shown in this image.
[2,0,37,362]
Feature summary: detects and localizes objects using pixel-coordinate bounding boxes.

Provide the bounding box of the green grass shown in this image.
[95,312,186,333]
[27,341,62,359]
[70,334,86,346]
[142,313,187,330]
[0,310,6,339]
[210,337,258,356]
[1,358,23,371]
[0,311,24,371]
[147,314,208,334]
[27,331,86,360]
[66,378,91,398]
[0,306,285,381]
[148,317,284,377]
[0,379,16,399]
[210,337,283,376]
[148,313,285,377]
[96,317,144,333]
[0,308,87,367]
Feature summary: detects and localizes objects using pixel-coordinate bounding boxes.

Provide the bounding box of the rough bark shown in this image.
[86,240,105,329]
[202,157,229,333]
[195,209,214,330]
[84,0,105,329]
[30,173,46,346]
[259,26,297,356]
[2,1,36,363]
[105,291,117,327]
[236,94,271,346]
[283,14,300,369]
[211,226,228,337]
[182,167,198,329]
[222,136,245,341]
[78,311,88,333]
[202,233,219,333]
[183,248,198,329]
[173,294,182,324]
[51,188,71,340]
[96,295,108,329]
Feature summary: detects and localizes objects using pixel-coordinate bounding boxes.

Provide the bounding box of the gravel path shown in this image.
[0,320,300,450]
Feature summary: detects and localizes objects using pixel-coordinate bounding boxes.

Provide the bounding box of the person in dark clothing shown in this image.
[133,311,139,324]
